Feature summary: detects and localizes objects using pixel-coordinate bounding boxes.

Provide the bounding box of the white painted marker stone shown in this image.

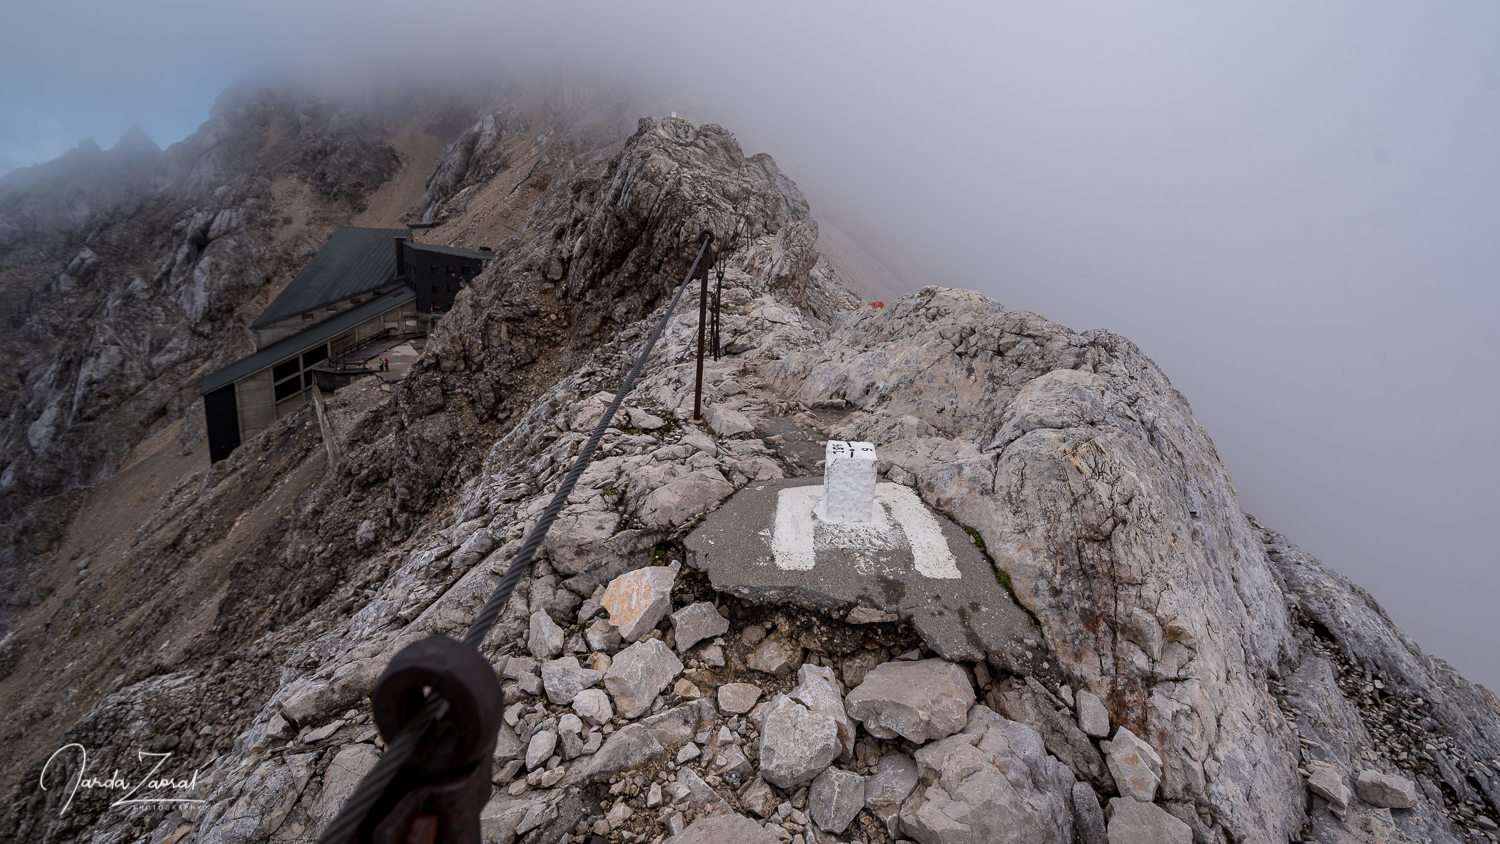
[824,441,877,523]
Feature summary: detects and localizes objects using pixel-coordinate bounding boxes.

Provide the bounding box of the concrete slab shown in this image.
[684,477,1040,670]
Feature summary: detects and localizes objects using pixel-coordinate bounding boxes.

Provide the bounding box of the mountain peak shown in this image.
[111,125,161,156]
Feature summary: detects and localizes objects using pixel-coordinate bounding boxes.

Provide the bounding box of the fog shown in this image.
[6,2,1499,689]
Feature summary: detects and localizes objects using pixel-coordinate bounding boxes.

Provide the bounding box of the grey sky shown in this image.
[6,2,1499,689]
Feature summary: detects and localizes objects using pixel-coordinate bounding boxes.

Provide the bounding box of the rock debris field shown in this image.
[243,560,1430,844]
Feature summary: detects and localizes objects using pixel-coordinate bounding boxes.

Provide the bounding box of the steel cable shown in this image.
[316,231,714,844]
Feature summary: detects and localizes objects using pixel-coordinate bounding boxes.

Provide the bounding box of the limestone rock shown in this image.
[715,743,754,778]
[845,658,975,744]
[1106,797,1191,844]
[865,752,918,837]
[280,681,337,729]
[572,688,613,725]
[900,706,1076,844]
[700,644,726,667]
[541,656,602,705]
[525,730,557,770]
[670,601,730,652]
[746,633,804,677]
[557,713,585,759]
[764,287,1320,843]
[628,407,666,430]
[1073,782,1107,844]
[673,767,732,815]
[601,563,680,642]
[492,719,524,764]
[642,701,712,752]
[541,510,621,576]
[841,648,889,688]
[303,719,344,743]
[846,606,899,624]
[757,694,841,788]
[308,744,380,840]
[996,677,1114,793]
[738,777,779,818]
[1306,763,1351,816]
[664,813,780,844]
[638,469,735,528]
[583,723,665,777]
[1076,690,1110,738]
[718,682,763,714]
[604,638,684,719]
[1355,770,1418,809]
[479,792,556,844]
[808,767,865,834]
[584,616,623,653]
[502,656,544,698]
[704,403,755,437]
[529,610,565,659]
[1104,727,1162,803]
[197,751,317,843]
[791,663,857,759]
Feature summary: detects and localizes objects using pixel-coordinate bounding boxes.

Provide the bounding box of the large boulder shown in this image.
[670,601,729,652]
[809,767,866,834]
[898,706,1076,844]
[584,724,666,777]
[1106,797,1192,844]
[845,658,974,744]
[540,656,602,705]
[791,664,857,759]
[604,638,684,718]
[757,694,841,788]
[665,813,780,844]
[1355,770,1418,809]
[865,752,919,837]
[601,563,680,642]
[1104,727,1162,803]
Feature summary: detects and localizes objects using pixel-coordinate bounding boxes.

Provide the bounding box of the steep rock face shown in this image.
[764,292,1304,842]
[1260,518,1500,843]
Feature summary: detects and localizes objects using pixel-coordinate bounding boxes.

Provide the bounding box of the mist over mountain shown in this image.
[0,69,1497,844]
[4,6,1499,704]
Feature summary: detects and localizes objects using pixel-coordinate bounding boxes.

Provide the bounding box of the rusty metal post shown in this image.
[692,232,716,421]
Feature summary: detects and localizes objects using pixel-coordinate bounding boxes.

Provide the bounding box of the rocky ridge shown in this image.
[0,87,1497,844]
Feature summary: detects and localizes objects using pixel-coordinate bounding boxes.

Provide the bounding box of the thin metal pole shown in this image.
[693,250,711,420]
